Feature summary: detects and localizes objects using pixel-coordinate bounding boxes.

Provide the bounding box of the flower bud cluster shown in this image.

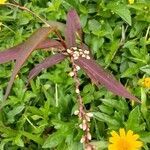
[68,47,90,78]
[66,47,90,60]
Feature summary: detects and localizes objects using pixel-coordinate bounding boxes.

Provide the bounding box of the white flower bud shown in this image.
[79,51,83,54]
[80,136,85,143]
[79,124,83,129]
[76,65,80,71]
[74,56,79,60]
[75,89,80,94]
[85,116,90,122]
[69,71,74,77]
[87,132,92,140]
[72,47,77,50]
[82,123,87,131]
[82,54,86,58]
[86,113,93,118]
[86,55,90,59]
[84,50,90,54]
[74,51,79,54]
[74,110,79,115]
[67,49,72,53]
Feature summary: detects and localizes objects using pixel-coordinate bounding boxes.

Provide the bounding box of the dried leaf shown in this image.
[28,53,66,81]
[3,27,54,100]
[65,9,82,47]
[76,57,140,102]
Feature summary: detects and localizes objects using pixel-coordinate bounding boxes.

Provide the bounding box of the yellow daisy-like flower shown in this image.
[139,77,150,88]
[108,128,143,150]
[0,0,6,4]
[128,0,134,4]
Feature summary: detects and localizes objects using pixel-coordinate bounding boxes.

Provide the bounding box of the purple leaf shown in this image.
[0,44,22,64]
[65,9,82,48]
[76,57,140,103]
[3,27,53,100]
[0,39,62,64]
[28,53,66,81]
[36,39,63,50]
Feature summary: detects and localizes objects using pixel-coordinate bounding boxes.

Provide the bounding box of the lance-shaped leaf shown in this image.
[76,57,140,103]
[3,27,54,100]
[28,53,66,81]
[0,43,22,64]
[0,39,63,64]
[65,9,82,48]
[36,39,64,50]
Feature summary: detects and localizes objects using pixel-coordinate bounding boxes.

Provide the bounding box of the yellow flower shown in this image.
[0,0,6,4]
[108,128,143,150]
[139,77,150,88]
[128,0,134,4]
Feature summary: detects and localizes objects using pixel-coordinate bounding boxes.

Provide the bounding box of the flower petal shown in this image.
[119,128,126,137]
[127,130,133,137]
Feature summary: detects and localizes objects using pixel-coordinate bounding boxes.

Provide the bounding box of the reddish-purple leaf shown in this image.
[3,27,53,100]
[0,39,62,64]
[65,9,82,48]
[76,57,140,103]
[36,39,63,50]
[0,44,22,64]
[28,53,66,81]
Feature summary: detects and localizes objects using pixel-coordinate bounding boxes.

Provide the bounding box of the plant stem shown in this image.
[69,52,94,150]
[6,2,50,27]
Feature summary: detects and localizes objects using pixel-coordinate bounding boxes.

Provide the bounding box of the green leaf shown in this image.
[105,40,120,67]
[90,141,108,150]
[125,106,145,132]
[42,131,64,148]
[140,132,150,143]
[14,136,24,147]
[7,105,25,123]
[100,99,129,114]
[121,64,139,77]
[107,3,132,25]
[140,65,150,75]
[94,112,120,126]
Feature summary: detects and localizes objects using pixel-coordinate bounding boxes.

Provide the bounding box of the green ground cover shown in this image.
[0,0,150,149]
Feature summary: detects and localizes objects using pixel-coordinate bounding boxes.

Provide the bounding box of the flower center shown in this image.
[118,138,131,150]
